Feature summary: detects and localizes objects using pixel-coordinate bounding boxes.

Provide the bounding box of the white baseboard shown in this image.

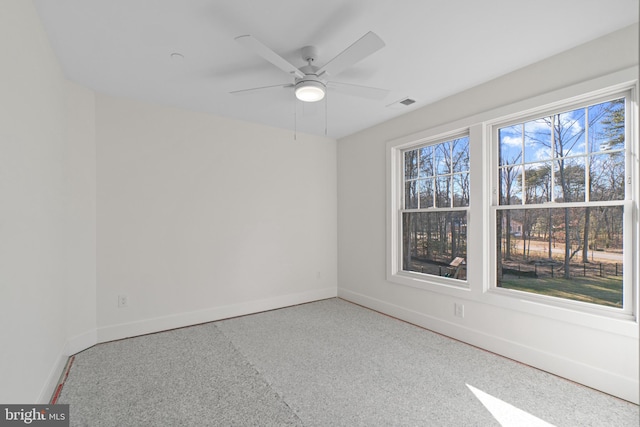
[37,345,69,404]
[37,329,98,404]
[338,288,639,404]
[97,287,338,344]
[39,288,337,403]
[67,329,98,355]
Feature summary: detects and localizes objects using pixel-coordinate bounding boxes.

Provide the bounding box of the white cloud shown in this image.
[501,135,521,147]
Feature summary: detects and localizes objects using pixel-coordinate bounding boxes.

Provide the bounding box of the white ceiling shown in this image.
[33,0,638,139]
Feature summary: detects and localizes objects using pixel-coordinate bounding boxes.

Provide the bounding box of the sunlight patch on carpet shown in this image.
[467,384,555,427]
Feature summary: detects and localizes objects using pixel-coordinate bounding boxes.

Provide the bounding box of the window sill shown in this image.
[388,270,470,295]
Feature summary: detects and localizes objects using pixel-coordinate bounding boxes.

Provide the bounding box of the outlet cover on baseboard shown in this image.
[454,303,464,318]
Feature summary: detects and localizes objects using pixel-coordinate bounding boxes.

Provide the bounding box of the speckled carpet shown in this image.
[57,298,639,426]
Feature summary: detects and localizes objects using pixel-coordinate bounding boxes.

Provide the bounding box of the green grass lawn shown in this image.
[499,274,623,308]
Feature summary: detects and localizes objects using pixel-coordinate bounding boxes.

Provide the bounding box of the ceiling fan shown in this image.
[231,31,387,102]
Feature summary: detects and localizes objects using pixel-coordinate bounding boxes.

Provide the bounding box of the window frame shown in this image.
[388,128,473,293]
[487,88,636,319]
[387,67,638,328]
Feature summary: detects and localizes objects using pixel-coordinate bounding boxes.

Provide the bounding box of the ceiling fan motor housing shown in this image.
[296,58,326,102]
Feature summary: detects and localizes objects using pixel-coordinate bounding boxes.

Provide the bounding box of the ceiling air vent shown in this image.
[386,97,417,109]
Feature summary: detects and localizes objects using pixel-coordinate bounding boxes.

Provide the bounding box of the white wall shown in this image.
[95,95,337,341]
[0,1,97,403]
[337,24,639,403]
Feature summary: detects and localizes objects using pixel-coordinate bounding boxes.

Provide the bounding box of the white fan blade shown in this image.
[317,31,385,78]
[235,35,305,79]
[230,83,293,96]
[328,81,389,100]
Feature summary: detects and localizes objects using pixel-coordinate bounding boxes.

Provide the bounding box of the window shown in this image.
[401,136,470,281]
[492,91,633,313]
[388,70,637,322]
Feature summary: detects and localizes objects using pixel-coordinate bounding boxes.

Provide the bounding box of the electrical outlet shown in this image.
[454,303,464,318]
[118,295,129,308]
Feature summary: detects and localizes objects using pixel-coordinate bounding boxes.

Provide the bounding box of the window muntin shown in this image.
[494,95,630,311]
[402,136,469,281]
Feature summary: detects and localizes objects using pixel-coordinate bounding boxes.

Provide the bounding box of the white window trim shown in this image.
[387,67,639,336]
[388,126,475,296]
[487,87,636,321]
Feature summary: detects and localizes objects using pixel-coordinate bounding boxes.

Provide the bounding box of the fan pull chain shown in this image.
[324,91,328,136]
[293,97,297,141]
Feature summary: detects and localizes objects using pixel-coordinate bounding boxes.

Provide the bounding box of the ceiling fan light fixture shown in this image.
[295,80,325,102]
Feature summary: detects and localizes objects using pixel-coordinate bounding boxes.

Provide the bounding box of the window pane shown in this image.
[524,163,551,203]
[419,146,434,178]
[499,125,522,167]
[555,109,586,157]
[418,178,434,208]
[402,211,467,280]
[405,181,418,209]
[496,206,623,308]
[588,98,625,153]
[434,141,451,175]
[524,119,552,163]
[453,173,469,207]
[405,150,418,180]
[435,176,451,207]
[553,157,586,202]
[499,165,522,205]
[452,137,470,172]
[590,152,625,201]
